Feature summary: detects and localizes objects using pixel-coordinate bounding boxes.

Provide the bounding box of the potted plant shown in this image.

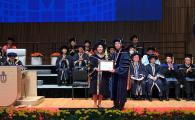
[31,52,43,65]
[50,52,60,65]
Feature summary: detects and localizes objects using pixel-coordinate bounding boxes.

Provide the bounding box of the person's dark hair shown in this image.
[93,40,106,51]
[130,35,138,41]
[59,45,69,54]
[84,40,91,44]
[69,37,76,43]
[7,37,15,42]
[77,45,85,49]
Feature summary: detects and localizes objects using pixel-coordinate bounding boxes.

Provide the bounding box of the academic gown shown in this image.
[129,62,146,96]
[161,63,180,98]
[73,53,89,68]
[0,56,6,65]
[111,50,131,106]
[179,64,195,98]
[145,63,164,97]
[3,59,23,66]
[55,55,73,84]
[88,54,110,97]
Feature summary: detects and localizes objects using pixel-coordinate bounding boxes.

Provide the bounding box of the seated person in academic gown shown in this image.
[129,35,144,56]
[179,54,195,101]
[73,45,89,69]
[130,53,146,100]
[0,50,6,65]
[56,46,73,85]
[161,53,180,101]
[84,40,93,56]
[141,46,161,66]
[145,54,164,101]
[3,52,23,66]
[127,45,137,62]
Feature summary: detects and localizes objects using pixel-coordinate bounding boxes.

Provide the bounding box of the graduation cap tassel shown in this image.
[192,57,194,64]
[173,56,175,63]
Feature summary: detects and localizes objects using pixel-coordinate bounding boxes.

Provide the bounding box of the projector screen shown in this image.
[0,0,162,22]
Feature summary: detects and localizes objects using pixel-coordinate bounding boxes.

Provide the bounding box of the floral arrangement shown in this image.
[31,52,43,57]
[51,52,61,57]
[1,108,195,120]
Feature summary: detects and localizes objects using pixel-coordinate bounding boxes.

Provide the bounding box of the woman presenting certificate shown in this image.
[89,40,111,108]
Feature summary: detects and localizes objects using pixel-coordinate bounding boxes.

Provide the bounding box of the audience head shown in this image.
[184,54,193,65]
[108,46,115,54]
[7,52,17,62]
[60,45,68,55]
[77,46,85,53]
[131,53,141,62]
[130,35,139,44]
[146,46,156,55]
[148,54,158,64]
[128,45,136,54]
[69,38,77,47]
[84,40,91,48]
[165,53,173,63]
[7,37,15,46]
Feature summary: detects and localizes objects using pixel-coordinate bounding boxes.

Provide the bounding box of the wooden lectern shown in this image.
[0,66,22,106]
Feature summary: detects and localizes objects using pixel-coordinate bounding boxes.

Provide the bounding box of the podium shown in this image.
[0,66,22,106]
[0,66,44,107]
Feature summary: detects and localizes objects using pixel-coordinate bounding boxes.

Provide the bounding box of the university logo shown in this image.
[0,71,7,83]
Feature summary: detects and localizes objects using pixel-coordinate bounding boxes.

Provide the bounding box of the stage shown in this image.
[27,98,195,112]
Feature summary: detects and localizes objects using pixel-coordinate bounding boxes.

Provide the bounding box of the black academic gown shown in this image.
[111,50,130,109]
[130,42,144,56]
[73,53,89,68]
[55,55,73,84]
[179,64,195,99]
[0,56,6,65]
[3,59,23,66]
[89,54,110,97]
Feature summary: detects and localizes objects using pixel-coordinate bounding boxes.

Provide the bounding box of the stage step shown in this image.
[37,74,57,77]
[37,85,89,89]
[36,69,51,74]
[16,96,45,106]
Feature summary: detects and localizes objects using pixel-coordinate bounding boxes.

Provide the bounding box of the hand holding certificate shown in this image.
[99,60,114,71]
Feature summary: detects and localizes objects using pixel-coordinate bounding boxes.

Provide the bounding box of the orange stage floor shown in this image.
[30,98,195,112]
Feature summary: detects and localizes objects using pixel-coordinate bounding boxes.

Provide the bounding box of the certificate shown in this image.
[99,60,114,71]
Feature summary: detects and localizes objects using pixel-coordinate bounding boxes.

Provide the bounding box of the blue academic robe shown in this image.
[129,62,146,96]
[111,50,130,108]
[145,63,164,97]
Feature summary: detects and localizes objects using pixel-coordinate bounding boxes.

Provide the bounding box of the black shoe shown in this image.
[175,97,180,101]
[159,97,163,101]
[112,101,118,109]
[118,103,125,110]
[141,95,146,100]
[186,96,191,101]
[148,97,152,101]
[165,97,169,101]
